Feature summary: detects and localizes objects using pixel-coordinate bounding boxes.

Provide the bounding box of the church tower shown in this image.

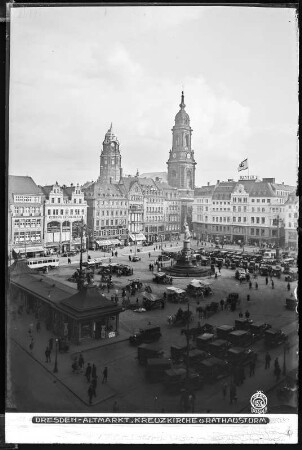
[167,91,196,190]
[99,124,122,184]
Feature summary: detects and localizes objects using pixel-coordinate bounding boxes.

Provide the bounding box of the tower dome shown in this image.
[175,91,190,125]
[103,123,119,145]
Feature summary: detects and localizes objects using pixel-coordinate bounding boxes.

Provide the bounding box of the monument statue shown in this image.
[184,222,191,240]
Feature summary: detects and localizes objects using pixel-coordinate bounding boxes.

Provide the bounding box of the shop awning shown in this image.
[13,246,44,253]
[129,233,146,241]
[110,239,121,245]
[96,240,112,246]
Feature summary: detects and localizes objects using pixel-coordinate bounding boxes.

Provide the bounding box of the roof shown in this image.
[140,172,167,182]
[9,259,39,276]
[60,284,122,319]
[40,184,82,200]
[194,186,215,197]
[238,180,276,197]
[212,181,237,200]
[9,176,43,202]
[83,181,127,199]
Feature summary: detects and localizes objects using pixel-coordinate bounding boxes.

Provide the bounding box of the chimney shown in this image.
[71,183,73,187]
[216,180,220,184]
[207,182,210,186]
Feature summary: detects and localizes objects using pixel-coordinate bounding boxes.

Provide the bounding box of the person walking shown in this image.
[265,352,271,369]
[247,294,250,302]
[68,258,71,264]
[265,276,268,285]
[274,362,281,381]
[102,366,108,383]
[271,280,274,289]
[113,400,119,412]
[29,338,34,352]
[245,310,250,319]
[85,363,92,383]
[287,282,291,291]
[91,376,97,397]
[249,281,252,289]
[255,282,258,290]
[88,384,94,405]
[220,299,224,311]
[148,252,151,258]
[128,255,131,262]
[78,353,84,369]
[45,346,51,363]
[92,363,97,380]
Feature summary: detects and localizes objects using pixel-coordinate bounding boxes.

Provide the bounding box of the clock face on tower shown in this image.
[111,142,115,149]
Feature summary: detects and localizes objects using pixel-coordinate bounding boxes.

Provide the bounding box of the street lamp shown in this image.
[53,338,59,373]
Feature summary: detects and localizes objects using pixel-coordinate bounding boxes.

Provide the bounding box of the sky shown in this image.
[9,5,299,187]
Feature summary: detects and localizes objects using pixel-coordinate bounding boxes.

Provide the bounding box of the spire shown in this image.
[179,91,185,109]
[109,122,113,132]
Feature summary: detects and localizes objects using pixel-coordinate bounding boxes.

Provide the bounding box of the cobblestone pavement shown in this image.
[7,240,298,413]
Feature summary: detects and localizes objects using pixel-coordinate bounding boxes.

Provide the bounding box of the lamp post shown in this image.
[53,338,58,373]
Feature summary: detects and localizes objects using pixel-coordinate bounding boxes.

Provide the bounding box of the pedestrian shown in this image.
[113,400,119,412]
[271,280,274,289]
[85,363,92,382]
[239,311,243,318]
[154,247,155,252]
[247,294,250,302]
[245,310,250,319]
[249,281,252,289]
[29,338,34,352]
[265,277,268,285]
[88,384,94,405]
[287,282,290,291]
[274,357,279,371]
[129,255,131,262]
[91,376,97,396]
[68,258,71,264]
[77,353,84,369]
[255,282,258,289]
[149,252,151,258]
[136,298,139,304]
[220,299,224,311]
[107,284,110,293]
[265,352,271,369]
[92,363,97,380]
[222,382,227,399]
[102,366,108,383]
[275,363,281,381]
[45,346,51,362]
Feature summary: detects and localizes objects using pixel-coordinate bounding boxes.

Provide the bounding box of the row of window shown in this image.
[146,207,163,213]
[14,231,41,243]
[146,216,164,222]
[14,219,42,228]
[14,206,41,215]
[50,197,85,204]
[47,209,85,216]
[14,196,41,203]
[95,219,126,227]
[95,228,127,236]
[97,201,128,207]
[96,210,127,217]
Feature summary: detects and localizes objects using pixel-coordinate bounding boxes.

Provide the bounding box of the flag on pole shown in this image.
[238,158,248,172]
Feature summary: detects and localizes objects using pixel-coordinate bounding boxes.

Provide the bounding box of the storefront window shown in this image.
[81,321,92,338]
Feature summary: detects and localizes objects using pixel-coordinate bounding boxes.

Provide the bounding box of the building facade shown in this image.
[192,176,296,247]
[119,176,146,245]
[8,176,44,258]
[154,180,181,241]
[99,124,122,184]
[281,193,298,249]
[83,181,128,248]
[41,183,88,253]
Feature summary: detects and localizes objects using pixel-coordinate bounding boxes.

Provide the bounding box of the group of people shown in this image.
[70,356,109,405]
